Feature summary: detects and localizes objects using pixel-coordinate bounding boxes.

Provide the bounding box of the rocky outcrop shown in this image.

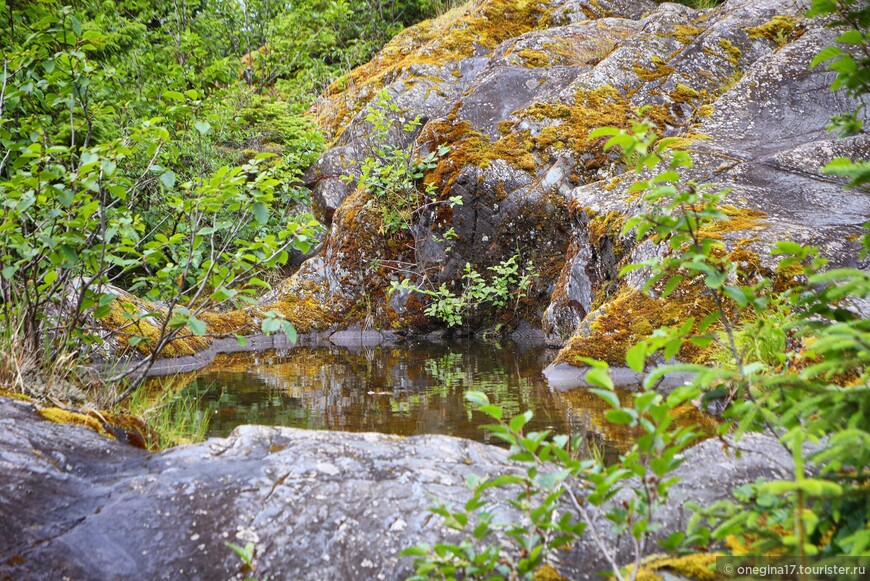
[272,0,868,360]
[0,395,793,580]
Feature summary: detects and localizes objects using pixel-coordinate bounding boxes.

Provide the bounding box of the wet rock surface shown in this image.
[0,395,792,580]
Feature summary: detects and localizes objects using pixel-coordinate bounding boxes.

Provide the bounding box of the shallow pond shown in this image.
[150,340,713,457]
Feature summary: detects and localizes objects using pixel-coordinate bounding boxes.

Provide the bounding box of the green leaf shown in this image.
[590,388,620,408]
[187,317,206,336]
[809,46,842,69]
[605,409,635,425]
[194,121,211,135]
[478,404,503,420]
[589,127,621,138]
[262,317,281,334]
[625,343,646,373]
[159,171,177,189]
[585,367,613,390]
[281,320,298,343]
[253,202,269,225]
[465,391,490,406]
[836,30,863,45]
[509,410,532,433]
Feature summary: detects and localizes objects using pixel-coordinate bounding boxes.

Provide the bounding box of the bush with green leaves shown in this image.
[392,255,536,328]
[0,1,316,400]
[351,90,458,237]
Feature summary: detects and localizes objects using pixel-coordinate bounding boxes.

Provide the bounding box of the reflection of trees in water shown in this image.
[163,342,714,455]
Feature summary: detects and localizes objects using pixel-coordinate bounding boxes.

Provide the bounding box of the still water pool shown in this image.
[151,340,712,455]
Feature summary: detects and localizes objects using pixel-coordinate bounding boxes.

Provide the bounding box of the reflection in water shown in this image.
[152,340,714,456]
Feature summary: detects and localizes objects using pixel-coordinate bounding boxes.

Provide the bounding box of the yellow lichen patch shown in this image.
[696,104,714,118]
[39,407,111,438]
[670,83,706,105]
[672,24,706,44]
[0,389,31,401]
[542,38,589,64]
[698,205,767,239]
[747,15,799,46]
[704,37,742,66]
[422,84,658,182]
[517,48,551,67]
[313,0,554,140]
[658,136,695,150]
[632,55,675,82]
[521,85,641,157]
[533,564,568,581]
[628,553,719,581]
[719,38,742,64]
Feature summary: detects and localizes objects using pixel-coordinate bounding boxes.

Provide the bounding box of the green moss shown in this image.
[103,298,211,358]
[40,407,111,436]
[696,104,714,118]
[704,37,742,66]
[747,15,799,46]
[670,83,705,105]
[697,204,767,239]
[632,55,675,82]
[533,564,568,581]
[517,48,551,68]
[671,24,705,44]
[719,38,742,63]
[586,209,627,257]
[0,389,31,401]
[39,406,154,447]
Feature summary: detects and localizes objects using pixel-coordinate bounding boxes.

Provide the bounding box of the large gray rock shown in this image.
[283,0,868,341]
[0,395,792,580]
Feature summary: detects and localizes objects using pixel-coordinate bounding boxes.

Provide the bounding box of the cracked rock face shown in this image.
[282,0,868,345]
[1,395,793,580]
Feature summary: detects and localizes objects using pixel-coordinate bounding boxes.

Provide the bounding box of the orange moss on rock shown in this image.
[556,205,777,367]
[102,290,334,360]
[554,285,718,366]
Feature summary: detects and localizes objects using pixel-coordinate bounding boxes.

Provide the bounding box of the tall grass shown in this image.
[126,377,211,449]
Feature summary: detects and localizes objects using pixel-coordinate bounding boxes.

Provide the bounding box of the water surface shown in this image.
[154,340,713,456]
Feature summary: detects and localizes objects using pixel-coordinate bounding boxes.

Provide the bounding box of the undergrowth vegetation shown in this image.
[0,0,453,422]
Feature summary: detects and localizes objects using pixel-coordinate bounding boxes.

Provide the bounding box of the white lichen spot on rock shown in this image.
[315,461,340,476]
